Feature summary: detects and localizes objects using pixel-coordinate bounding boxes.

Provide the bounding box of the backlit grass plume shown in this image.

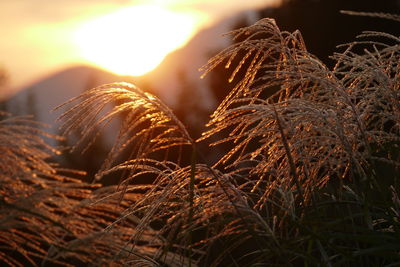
[201,16,400,204]
[56,82,193,181]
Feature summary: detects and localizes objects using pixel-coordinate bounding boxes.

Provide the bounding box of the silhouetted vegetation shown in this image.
[1,12,400,266]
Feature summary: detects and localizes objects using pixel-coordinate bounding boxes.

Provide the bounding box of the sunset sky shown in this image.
[0,0,279,92]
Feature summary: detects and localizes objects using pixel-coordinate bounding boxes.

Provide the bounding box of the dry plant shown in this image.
[58,14,400,266]
[199,14,400,265]
[0,113,164,266]
[56,82,194,181]
[2,12,400,266]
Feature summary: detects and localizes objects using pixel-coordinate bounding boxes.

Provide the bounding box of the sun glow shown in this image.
[74,5,202,76]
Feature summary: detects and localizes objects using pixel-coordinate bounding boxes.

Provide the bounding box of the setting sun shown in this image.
[74,5,202,76]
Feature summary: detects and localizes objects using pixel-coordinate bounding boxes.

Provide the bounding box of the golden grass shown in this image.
[1,13,400,266]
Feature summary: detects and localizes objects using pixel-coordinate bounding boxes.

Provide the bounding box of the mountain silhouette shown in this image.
[2,65,133,126]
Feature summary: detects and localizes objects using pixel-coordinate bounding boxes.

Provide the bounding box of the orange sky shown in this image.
[0,0,280,94]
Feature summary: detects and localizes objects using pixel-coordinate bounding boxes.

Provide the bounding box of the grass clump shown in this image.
[1,12,400,266]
